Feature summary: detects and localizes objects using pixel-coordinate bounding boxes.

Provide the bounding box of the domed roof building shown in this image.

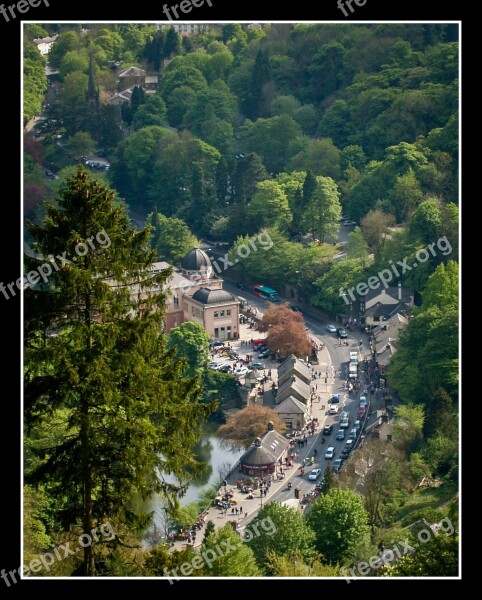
[240,423,290,476]
[181,248,214,281]
[185,286,240,341]
[191,288,237,305]
[130,247,241,341]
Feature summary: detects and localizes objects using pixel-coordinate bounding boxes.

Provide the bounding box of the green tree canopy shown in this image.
[246,180,292,232]
[25,167,214,575]
[167,322,211,378]
[247,502,317,572]
[201,524,262,576]
[308,488,370,564]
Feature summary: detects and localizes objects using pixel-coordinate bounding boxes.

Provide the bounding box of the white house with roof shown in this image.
[34,35,58,56]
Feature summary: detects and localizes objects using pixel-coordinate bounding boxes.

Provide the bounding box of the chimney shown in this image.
[398,282,402,301]
[254,437,262,447]
[267,421,274,431]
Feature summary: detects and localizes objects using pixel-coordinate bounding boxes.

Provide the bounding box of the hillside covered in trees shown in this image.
[23,22,459,578]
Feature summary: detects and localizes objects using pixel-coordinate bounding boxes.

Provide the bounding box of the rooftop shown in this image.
[191,288,238,305]
[274,396,308,415]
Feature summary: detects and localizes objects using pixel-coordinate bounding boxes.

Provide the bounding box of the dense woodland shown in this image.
[23,23,459,577]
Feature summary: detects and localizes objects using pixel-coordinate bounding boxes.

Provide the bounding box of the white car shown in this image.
[326,324,337,333]
[308,468,322,481]
[344,220,356,226]
[324,446,335,459]
[329,405,339,415]
[235,366,249,376]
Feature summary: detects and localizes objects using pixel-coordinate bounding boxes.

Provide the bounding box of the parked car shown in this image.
[208,362,220,370]
[235,366,249,376]
[236,282,246,289]
[258,349,271,359]
[324,446,335,459]
[359,396,368,408]
[344,220,356,226]
[247,362,265,371]
[354,420,362,431]
[345,439,354,452]
[333,458,344,472]
[340,413,350,429]
[219,364,233,373]
[336,429,346,440]
[252,339,268,348]
[308,468,322,481]
[341,448,351,459]
[329,405,339,415]
[326,324,337,333]
[256,345,268,353]
[323,424,333,435]
[357,407,367,419]
[330,394,340,404]
[349,428,358,440]
[337,328,348,339]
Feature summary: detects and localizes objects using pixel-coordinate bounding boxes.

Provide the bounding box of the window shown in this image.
[214,311,219,318]
[173,296,179,307]
[226,309,231,316]
[214,328,219,338]
[219,310,225,317]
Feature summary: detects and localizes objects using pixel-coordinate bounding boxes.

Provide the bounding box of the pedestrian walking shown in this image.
[232,507,235,515]
[239,506,243,514]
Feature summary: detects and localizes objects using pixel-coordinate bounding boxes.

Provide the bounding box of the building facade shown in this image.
[128,248,240,340]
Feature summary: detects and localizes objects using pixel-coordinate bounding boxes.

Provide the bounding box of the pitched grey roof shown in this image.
[364,302,412,319]
[364,286,413,304]
[262,429,289,456]
[119,66,146,78]
[277,355,311,386]
[372,313,409,366]
[276,376,311,404]
[274,396,308,415]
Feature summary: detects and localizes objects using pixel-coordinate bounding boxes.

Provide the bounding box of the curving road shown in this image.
[220,281,371,526]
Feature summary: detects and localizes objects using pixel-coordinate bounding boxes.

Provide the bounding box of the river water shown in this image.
[139,430,244,537]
